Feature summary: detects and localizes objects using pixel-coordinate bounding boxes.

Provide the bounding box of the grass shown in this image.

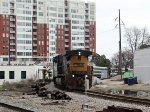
[1,79,36,92]
[0,85,4,91]
[0,79,51,92]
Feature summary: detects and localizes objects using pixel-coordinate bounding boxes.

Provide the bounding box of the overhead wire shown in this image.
[98,28,116,34]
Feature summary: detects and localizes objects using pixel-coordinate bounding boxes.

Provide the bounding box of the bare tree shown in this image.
[124,27,150,53]
[111,48,133,69]
[121,48,133,69]
[111,53,119,68]
[141,28,149,45]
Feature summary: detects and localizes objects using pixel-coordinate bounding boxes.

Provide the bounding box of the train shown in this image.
[93,66,109,79]
[53,50,93,90]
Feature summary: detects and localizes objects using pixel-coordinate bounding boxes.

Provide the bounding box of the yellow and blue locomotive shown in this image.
[53,50,93,90]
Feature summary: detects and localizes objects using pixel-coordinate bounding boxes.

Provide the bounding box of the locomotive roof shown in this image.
[65,50,92,57]
[53,50,93,60]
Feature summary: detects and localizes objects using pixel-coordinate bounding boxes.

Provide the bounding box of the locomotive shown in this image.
[53,50,93,90]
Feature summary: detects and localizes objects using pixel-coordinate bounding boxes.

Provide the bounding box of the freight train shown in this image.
[53,50,93,90]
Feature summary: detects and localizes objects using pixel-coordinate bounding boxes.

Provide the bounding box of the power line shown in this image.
[99,28,116,34]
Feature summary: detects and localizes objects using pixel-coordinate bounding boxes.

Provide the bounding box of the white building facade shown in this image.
[134,48,150,84]
[0,65,43,85]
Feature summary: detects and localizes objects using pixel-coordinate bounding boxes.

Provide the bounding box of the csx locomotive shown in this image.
[53,50,93,90]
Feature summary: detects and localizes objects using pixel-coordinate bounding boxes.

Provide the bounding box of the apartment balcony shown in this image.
[85,40,89,43]
[65,23,69,25]
[65,39,69,42]
[10,36,15,39]
[10,12,14,15]
[10,43,15,45]
[65,17,70,20]
[85,12,89,15]
[85,46,89,48]
[33,32,37,35]
[10,55,15,57]
[85,18,89,21]
[33,9,37,11]
[33,50,37,52]
[10,6,14,9]
[33,3,37,6]
[10,0,14,3]
[10,18,15,21]
[85,7,89,10]
[10,49,15,51]
[10,30,15,33]
[33,20,37,23]
[85,35,89,37]
[33,14,37,17]
[10,10,15,15]
[33,38,37,40]
[10,24,15,27]
[85,29,89,32]
[65,12,69,15]
[33,26,37,29]
[85,24,89,26]
[32,55,37,58]
[65,28,69,31]
[33,44,37,46]
[65,45,69,47]
[65,34,69,36]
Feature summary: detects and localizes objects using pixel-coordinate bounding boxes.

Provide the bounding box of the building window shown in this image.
[3,33,5,37]
[9,71,14,79]
[6,34,9,37]
[0,71,5,79]
[21,71,26,79]
[3,58,8,61]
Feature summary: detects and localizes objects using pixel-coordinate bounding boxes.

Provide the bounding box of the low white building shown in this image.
[0,65,43,85]
[93,66,108,79]
[134,48,150,84]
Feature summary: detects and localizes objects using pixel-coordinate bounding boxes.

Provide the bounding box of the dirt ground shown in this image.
[90,75,150,92]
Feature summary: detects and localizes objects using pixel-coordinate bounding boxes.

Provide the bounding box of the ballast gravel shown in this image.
[0,91,150,112]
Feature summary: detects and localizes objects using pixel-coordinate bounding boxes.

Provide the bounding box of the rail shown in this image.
[0,102,34,112]
[86,91,150,106]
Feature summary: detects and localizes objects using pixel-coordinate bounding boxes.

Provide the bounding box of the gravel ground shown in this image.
[0,81,150,112]
[92,75,150,92]
[0,91,150,112]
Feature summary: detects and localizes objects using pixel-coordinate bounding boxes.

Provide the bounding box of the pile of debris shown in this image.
[97,105,143,112]
[30,81,48,97]
[51,90,71,100]
[27,82,71,100]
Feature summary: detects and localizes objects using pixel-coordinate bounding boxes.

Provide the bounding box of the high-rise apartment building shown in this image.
[0,0,96,64]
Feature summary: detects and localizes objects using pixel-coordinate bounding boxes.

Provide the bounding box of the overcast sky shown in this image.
[96,0,150,59]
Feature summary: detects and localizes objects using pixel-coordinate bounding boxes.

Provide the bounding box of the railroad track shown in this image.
[0,102,34,112]
[85,90,150,106]
[54,83,150,106]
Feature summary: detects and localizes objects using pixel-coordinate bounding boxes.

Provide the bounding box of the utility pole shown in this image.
[118,9,122,79]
